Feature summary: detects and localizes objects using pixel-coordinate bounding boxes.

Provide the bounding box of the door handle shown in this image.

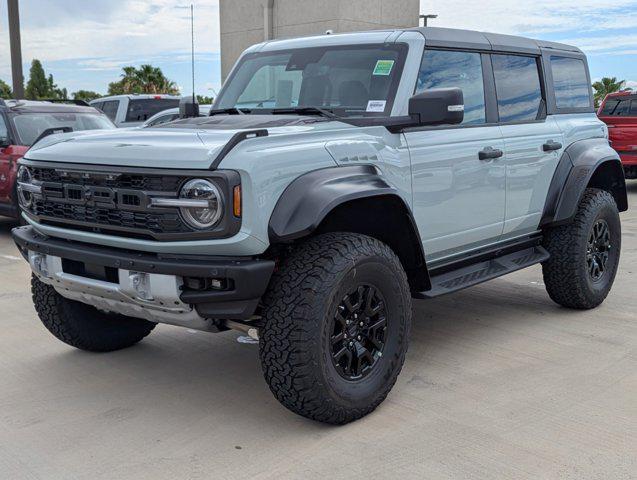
[479,146,503,161]
[542,140,562,152]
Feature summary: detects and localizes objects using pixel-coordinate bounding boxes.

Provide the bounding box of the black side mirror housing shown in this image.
[179,96,200,119]
[0,137,10,148]
[408,88,464,126]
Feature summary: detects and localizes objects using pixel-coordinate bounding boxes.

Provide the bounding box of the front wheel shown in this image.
[259,233,412,424]
[542,188,621,309]
[32,276,157,352]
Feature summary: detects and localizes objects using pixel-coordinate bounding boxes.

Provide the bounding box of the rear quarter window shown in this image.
[125,99,180,123]
[100,100,119,121]
[600,99,620,116]
[550,56,592,109]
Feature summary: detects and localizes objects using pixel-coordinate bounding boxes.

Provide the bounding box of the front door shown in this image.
[404,49,506,262]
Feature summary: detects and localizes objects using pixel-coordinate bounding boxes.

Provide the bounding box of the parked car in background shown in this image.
[598,91,637,178]
[90,94,180,127]
[141,104,212,128]
[0,99,114,220]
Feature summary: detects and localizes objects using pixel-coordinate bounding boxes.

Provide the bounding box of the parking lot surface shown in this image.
[0,185,636,480]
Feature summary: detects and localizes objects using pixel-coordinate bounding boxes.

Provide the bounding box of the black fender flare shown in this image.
[541,138,627,227]
[270,165,400,241]
[268,165,430,291]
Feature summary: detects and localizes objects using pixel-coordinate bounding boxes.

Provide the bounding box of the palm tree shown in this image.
[107,65,179,95]
[592,77,626,107]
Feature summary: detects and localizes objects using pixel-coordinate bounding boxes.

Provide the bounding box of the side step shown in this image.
[415,246,550,299]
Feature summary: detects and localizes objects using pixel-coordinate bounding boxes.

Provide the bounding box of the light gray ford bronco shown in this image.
[12,28,627,424]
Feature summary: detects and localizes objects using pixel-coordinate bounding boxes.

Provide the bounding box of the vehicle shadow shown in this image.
[28,273,571,431]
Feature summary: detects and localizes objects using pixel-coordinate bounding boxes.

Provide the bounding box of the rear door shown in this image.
[599,95,637,162]
[493,54,565,237]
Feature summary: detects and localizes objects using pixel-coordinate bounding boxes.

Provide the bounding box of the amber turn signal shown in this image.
[233,185,241,217]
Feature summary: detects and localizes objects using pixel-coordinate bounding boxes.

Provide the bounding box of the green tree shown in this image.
[72,90,102,102]
[24,59,67,100]
[25,60,49,99]
[0,79,12,99]
[107,65,179,95]
[196,95,214,105]
[592,77,626,107]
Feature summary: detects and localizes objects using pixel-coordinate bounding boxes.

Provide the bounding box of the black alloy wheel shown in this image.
[330,284,387,381]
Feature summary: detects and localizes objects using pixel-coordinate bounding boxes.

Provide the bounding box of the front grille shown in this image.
[20,162,242,241]
[30,167,183,191]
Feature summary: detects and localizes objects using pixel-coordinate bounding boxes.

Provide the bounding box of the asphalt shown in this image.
[0,185,635,480]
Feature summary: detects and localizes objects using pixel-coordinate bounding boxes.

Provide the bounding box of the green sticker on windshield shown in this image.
[373,60,395,76]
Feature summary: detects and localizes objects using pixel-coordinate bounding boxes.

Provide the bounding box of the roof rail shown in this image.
[40,99,90,107]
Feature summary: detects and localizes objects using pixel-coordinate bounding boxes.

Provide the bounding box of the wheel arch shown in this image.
[268,165,430,292]
[541,138,627,228]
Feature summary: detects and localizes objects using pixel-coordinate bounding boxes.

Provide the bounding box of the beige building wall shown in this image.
[219,0,420,81]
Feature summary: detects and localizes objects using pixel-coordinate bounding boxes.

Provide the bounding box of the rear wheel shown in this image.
[259,233,412,424]
[542,188,621,309]
[32,276,156,352]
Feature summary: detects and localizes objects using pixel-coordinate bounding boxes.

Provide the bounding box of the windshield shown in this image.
[215,44,407,117]
[12,112,115,146]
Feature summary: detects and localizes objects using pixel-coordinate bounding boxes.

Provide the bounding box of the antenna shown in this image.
[191,4,196,104]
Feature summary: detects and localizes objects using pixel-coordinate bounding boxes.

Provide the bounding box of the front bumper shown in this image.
[12,226,275,328]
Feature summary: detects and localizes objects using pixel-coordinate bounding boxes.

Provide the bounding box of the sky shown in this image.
[0,0,635,97]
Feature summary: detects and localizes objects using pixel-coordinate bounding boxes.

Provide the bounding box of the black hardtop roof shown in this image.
[406,27,582,55]
[0,99,100,114]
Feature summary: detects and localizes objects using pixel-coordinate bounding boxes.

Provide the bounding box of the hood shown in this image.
[24,114,352,170]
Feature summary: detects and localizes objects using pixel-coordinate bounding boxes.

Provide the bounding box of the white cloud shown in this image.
[422,0,637,35]
[0,0,220,66]
[626,80,637,90]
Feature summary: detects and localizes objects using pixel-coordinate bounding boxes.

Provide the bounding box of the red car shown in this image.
[0,99,115,220]
[598,91,637,178]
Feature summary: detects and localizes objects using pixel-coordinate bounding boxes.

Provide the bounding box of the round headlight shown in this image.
[179,179,223,229]
[17,166,33,208]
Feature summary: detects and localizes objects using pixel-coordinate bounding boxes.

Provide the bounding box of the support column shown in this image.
[7,0,24,99]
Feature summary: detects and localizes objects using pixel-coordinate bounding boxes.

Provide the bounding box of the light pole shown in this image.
[420,14,438,27]
[7,0,24,98]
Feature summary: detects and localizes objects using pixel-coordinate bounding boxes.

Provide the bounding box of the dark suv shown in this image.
[0,99,115,219]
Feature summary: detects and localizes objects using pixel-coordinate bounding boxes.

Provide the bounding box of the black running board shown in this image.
[414,246,549,299]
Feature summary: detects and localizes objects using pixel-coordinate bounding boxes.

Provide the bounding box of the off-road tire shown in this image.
[542,188,621,309]
[259,233,412,424]
[32,276,156,352]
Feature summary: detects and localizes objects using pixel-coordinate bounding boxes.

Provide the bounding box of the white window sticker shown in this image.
[366,100,387,112]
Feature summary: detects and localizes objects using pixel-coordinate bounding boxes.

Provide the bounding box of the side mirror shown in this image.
[179,96,200,119]
[0,136,11,148]
[408,88,464,126]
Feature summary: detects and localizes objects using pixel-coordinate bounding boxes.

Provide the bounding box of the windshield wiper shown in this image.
[208,108,249,116]
[267,107,339,119]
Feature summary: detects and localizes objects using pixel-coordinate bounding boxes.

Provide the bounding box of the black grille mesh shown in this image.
[30,167,183,191]
[26,167,191,238]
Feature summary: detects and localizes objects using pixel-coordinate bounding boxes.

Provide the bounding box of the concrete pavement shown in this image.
[0,185,635,479]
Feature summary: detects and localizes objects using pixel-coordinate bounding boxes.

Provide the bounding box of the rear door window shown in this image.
[416,49,486,125]
[125,99,180,123]
[631,99,637,116]
[492,54,543,122]
[100,101,119,121]
[550,56,591,109]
